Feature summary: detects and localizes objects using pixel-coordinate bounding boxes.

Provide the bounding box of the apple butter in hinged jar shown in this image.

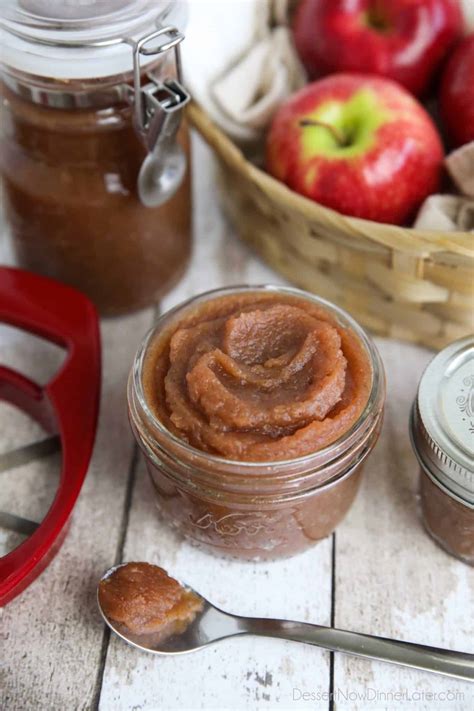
[0,0,191,315]
[410,336,474,566]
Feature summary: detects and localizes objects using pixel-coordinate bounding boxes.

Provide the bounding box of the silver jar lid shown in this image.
[411,335,474,507]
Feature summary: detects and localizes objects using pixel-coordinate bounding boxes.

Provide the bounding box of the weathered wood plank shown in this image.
[98,136,333,711]
[0,309,153,711]
[333,339,474,710]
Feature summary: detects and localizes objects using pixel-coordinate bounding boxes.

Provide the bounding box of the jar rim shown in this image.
[130,284,385,471]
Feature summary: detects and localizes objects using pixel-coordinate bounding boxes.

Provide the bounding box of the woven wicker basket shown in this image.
[188,102,473,350]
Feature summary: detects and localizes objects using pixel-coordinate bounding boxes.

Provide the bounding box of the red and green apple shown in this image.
[266,73,444,225]
[292,0,463,97]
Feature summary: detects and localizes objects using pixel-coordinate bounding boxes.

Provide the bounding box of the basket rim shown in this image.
[187,101,474,260]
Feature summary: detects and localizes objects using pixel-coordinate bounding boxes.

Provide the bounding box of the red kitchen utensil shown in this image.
[0,267,101,605]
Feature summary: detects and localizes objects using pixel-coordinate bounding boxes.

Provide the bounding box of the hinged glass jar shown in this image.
[0,0,191,315]
[410,336,474,565]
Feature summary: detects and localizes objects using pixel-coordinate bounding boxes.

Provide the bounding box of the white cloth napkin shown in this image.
[183,0,305,143]
[445,141,474,198]
[461,0,474,32]
[414,194,474,232]
[211,27,305,142]
[414,142,474,231]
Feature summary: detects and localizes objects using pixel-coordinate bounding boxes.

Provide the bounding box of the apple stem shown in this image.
[299,119,347,147]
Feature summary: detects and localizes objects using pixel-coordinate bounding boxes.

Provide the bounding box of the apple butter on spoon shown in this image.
[98,563,203,644]
[97,562,474,679]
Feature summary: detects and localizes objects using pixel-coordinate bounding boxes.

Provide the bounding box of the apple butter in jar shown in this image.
[128,286,386,560]
[0,0,191,315]
[411,336,474,566]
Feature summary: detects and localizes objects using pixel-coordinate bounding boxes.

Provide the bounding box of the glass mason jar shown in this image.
[128,285,386,560]
[0,1,191,316]
[411,336,474,566]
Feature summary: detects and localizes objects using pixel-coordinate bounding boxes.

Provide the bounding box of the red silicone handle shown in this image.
[0,267,101,605]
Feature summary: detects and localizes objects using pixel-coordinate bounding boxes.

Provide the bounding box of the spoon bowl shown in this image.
[98,563,251,655]
[137,143,186,208]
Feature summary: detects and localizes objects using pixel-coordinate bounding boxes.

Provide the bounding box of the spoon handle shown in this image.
[245,620,474,681]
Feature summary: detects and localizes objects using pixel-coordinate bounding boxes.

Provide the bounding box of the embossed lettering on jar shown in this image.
[128,286,386,560]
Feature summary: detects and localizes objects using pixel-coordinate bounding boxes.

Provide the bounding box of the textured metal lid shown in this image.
[411,335,474,506]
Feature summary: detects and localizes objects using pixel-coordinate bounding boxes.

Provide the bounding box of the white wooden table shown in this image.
[1,136,473,711]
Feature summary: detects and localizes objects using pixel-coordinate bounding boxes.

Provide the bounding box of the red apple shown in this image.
[440,35,474,147]
[266,74,444,225]
[293,0,463,97]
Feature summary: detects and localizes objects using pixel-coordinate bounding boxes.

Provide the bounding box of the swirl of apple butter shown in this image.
[145,293,372,462]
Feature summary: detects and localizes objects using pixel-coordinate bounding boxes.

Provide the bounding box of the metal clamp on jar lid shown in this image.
[410,336,474,509]
[0,0,190,207]
[131,25,190,207]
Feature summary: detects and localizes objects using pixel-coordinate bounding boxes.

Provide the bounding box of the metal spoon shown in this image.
[98,565,474,681]
[136,78,189,208]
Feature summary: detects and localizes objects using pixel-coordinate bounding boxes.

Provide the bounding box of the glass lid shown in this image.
[0,0,187,79]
